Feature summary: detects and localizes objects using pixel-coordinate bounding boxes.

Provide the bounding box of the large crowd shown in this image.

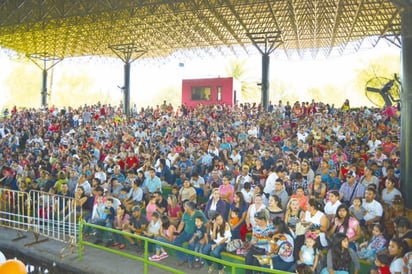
[0,99,409,274]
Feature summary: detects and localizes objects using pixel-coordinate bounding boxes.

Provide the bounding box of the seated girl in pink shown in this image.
[328,204,361,250]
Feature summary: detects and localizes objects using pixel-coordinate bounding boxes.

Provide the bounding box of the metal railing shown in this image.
[79,221,292,274]
[28,190,78,244]
[0,188,78,253]
[0,188,292,273]
[0,188,30,232]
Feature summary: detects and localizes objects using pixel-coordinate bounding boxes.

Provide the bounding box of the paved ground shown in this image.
[0,227,215,274]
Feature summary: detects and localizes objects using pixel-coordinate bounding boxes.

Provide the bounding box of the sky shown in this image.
[0,41,401,110]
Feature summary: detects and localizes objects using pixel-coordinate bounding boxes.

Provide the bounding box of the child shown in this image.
[187,216,208,269]
[118,187,129,201]
[295,263,314,274]
[349,197,367,226]
[149,215,176,261]
[171,186,179,200]
[240,182,254,205]
[145,194,157,222]
[298,231,319,272]
[329,170,341,190]
[144,211,161,238]
[375,251,391,274]
[230,208,240,227]
[358,224,387,263]
[92,197,115,244]
[103,198,115,227]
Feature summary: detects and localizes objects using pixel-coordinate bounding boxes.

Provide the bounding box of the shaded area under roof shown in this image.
[0,0,402,61]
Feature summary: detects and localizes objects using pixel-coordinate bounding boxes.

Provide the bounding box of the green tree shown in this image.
[225,58,260,103]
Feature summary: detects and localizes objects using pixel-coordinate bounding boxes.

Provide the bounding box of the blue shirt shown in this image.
[144,175,162,193]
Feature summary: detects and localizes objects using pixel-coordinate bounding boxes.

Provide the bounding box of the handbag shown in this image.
[226,239,244,252]
[252,245,267,255]
[295,221,311,236]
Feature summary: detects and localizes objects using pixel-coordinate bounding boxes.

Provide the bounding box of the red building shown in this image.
[182,77,241,107]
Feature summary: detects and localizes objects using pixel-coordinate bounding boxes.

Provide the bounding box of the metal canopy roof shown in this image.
[0,0,402,61]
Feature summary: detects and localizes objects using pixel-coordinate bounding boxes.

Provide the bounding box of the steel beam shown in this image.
[26,53,62,107]
[248,31,282,110]
[109,43,146,117]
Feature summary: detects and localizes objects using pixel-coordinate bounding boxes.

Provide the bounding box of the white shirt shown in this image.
[235,174,252,192]
[190,176,205,188]
[211,224,232,244]
[390,257,403,274]
[264,172,278,194]
[362,199,383,222]
[367,139,382,153]
[324,200,342,216]
[241,188,254,204]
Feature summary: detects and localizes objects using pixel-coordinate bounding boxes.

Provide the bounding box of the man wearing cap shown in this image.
[124,205,148,250]
[339,170,365,205]
[235,165,252,192]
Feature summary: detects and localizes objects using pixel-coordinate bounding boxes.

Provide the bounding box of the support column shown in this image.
[109,43,146,117]
[124,62,131,118]
[27,53,62,107]
[399,4,412,209]
[391,0,412,209]
[247,31,282,110]
[261,53,270,109]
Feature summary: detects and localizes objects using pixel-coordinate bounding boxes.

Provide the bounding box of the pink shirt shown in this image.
[146,203,157,222]
[336,216,359,240]
[219,184,234,203]
[167,204,182,218]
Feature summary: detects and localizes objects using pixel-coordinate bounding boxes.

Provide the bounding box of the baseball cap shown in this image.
[131,206,141,212]
[346,170,356,178]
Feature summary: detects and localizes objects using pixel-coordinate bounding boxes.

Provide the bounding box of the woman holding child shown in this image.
[229,192,247,240]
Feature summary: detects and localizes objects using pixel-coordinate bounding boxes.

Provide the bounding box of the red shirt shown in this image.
[378,265,390,274]
[125,156,139,170]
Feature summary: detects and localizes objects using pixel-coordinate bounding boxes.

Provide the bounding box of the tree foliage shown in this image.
[225,58,260,102]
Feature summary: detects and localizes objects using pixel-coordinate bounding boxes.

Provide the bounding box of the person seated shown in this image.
[393,216,412,250]
[122,205,148,252]
[204,188,227,221]
[324,190,341,221]
[320,232,360,274]
[381,176,402,206]
[290,186,309,211]
[358,224,387,263]
[269,217,295,272]
[244,210,275,274]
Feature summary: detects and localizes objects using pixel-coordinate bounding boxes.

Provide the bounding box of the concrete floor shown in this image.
[0,227,214,274]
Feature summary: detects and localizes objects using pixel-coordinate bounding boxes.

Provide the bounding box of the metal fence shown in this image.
[0,188,78,253]
[79,221,292,274]
[0,188,30,231]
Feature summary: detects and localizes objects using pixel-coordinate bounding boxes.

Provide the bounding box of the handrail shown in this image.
[79,221,292,274]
